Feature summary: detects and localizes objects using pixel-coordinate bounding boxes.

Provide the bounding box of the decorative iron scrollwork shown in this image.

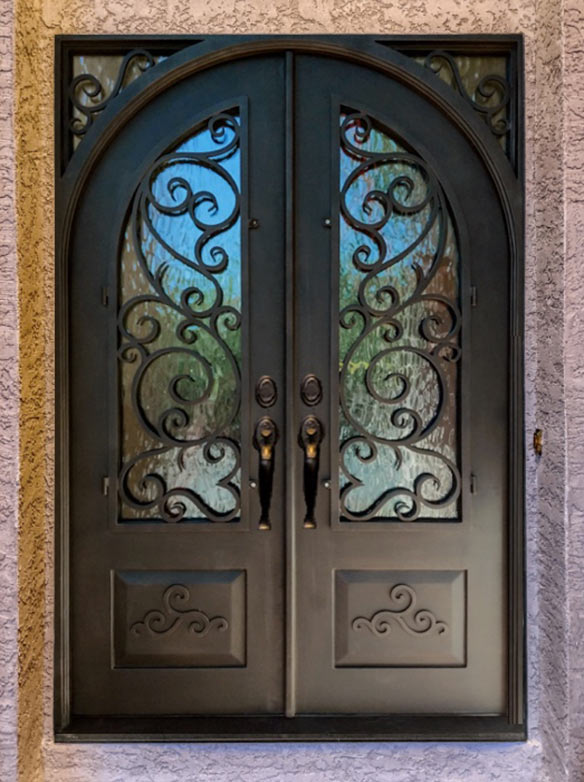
[69,49,156,138]
[423,50,510,138]
[130,584,228,638]
[338,109,461,521]
[118,110,243,522]
[352,584,448,638]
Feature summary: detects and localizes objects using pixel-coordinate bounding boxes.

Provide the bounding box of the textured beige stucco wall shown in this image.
[0,0,19,779]
[7,0,582,779]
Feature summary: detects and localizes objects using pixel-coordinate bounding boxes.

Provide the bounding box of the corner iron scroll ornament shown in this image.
[352,584,448,638]
[69,49,156,139]
[130,584,228,639]
[423,50,510,138]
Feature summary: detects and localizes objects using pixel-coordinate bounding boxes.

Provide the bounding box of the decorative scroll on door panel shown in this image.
[335,570,466,667]
[118,110,243,522]
[338,109,461,521]
[113,570,246,667]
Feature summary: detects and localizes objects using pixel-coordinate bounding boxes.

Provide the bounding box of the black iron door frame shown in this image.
[55,34,525,741]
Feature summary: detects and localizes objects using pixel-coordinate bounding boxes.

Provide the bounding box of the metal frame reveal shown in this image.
[54,34,525,742]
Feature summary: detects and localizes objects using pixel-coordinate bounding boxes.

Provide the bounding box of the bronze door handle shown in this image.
[298,415,324,529]
[253,416,278,530]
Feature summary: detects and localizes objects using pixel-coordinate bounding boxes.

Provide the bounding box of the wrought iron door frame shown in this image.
[55,34,525,741]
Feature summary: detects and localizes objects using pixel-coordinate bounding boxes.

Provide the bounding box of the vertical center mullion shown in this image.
[284,49,297,719]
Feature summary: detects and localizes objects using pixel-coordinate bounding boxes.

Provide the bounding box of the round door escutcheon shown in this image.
[300,373,323,406]
[255,375,277,408]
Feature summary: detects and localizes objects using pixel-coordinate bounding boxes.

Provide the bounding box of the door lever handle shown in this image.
[253,416,278,530]
[298,415,324,529]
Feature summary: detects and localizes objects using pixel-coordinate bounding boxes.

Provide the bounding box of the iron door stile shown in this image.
[56,35,524,740]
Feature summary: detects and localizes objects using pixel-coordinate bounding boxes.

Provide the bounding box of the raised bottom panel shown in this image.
[335,569,466,668]
[113,570,246,668]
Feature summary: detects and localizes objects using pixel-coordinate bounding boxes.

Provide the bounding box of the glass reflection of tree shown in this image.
[339,113,460,520]
[119,116,242,520]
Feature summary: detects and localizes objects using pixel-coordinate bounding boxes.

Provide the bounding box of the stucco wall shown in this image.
[2,0,583,779]
[564,2,584,777]
[0,0,19,780]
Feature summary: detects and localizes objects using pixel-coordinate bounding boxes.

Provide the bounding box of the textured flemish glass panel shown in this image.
[416,53,509,151]
[338,109,460,521]
[71,53,162,148]
[119,111,242,522]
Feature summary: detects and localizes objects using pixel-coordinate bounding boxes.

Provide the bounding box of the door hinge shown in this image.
[101,286,109,307]
[470,285,477,307]
[102,476,110,496]
[470,473,477,494]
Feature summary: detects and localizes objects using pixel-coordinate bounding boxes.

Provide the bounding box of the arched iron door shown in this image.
[292,53,514,717]
[56,36,524,740]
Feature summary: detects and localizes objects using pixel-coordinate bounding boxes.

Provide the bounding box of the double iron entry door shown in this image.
[62,39,523,737]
